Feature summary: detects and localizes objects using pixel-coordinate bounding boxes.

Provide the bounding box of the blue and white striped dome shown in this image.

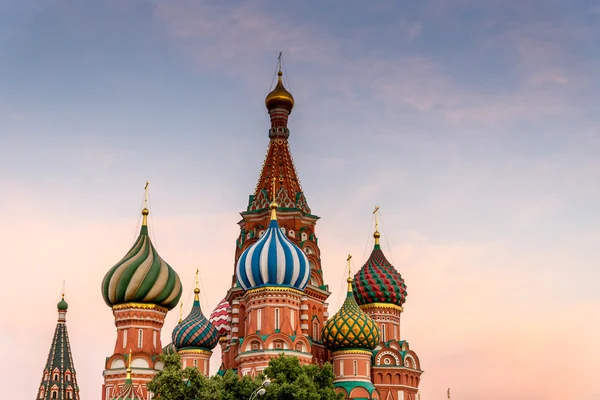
[236,209,310,291]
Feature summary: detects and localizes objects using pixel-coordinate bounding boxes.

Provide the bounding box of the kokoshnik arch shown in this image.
[35,61,424,400]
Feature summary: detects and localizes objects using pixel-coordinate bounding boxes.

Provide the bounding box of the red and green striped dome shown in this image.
[352,243,407,307]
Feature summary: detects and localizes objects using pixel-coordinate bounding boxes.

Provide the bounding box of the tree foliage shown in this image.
[147,353,343,400]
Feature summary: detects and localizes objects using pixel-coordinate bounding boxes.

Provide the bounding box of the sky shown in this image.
[1,0,599,399]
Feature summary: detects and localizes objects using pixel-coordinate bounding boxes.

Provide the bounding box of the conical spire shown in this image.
[36,292,80,400]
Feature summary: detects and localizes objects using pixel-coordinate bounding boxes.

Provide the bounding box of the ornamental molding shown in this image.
[331,349,373,356]
[359,303,403,312]
[178,349,213,356]
[245,286,305,297]
[375,350,401,366]
[112,303,168,313]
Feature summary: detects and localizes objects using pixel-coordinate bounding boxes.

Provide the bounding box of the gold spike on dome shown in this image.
[265,54,294,112]
[126,349,132,380]
[179,301,184,323]
[270,176,279,220]
[194,268,200,301]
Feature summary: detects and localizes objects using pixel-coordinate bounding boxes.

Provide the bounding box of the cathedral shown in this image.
[36,64,423,400]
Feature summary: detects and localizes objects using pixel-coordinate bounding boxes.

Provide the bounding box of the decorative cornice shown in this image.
[112,303,168,313]
[178,349,213,356]
[332,349,373,356]
[359,303,403,312]
[245,286,305,296]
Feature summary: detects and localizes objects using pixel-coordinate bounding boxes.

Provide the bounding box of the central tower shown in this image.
[221,61,331,374]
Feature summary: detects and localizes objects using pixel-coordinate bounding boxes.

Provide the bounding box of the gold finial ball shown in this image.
[374,231,381,239]
[265,72,294,112]
[347,277,353,283]
[142,208,149,216]
[194,288,200,294]
[270,200,279,210]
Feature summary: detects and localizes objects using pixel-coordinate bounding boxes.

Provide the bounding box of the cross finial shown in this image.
[142,181,150,225]
[373,206,381,245]
[447,388,451,399]
[178,301,184,323]
[194,268,200,300]
[278,52,283,73]
[346,254,353,292]
[61,280,66,299]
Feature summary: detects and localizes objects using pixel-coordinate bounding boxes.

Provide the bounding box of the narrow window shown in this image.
[313,322,318,340]
[123,329,127,348]
[340,360,344,377]
[290,310,295,330]
[53,373,58,381]
[257,309,262,331]
[381,324,386,342]
[153,331,157,348]
[353,360,358,376]
[275,308,280,330]
[394,325,398,339]
[138,329,143,348]
[193,359,198,368]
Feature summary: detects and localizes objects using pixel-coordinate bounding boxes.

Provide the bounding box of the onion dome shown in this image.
[57,294,68,311]
[110,351,142,400]
[171,271,219,351]
[265,70,294,112]
[101,203,183,310]
[209,298,231,338]
[353,219,407,307]
[162,342,177,355]
[323,262,380,351]
[236,199,310,291]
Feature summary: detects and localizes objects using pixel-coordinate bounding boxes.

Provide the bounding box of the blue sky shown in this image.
[1,1,600,399]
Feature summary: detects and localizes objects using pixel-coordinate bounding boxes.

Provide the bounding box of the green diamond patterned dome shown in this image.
[322,278,380,351]
[101,208,182,310]
[353,240,407,307]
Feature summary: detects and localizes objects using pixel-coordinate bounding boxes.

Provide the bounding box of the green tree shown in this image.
[147,353,342,400]
[262,355,343,400]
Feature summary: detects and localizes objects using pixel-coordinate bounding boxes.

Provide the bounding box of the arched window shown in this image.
[301,232,308,241]
[259,230,265,238]
[353,360,358,376]
[52,391,58,400]
[275,308,280,330]
[53,373,59,381]
[288,230,295,238]
[138,329,143,348]
[312,322,319,341]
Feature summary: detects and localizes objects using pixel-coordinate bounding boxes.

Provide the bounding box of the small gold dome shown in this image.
[265,71,294,112]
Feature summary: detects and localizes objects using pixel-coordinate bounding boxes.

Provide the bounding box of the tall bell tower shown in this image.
[221,57,331,373]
